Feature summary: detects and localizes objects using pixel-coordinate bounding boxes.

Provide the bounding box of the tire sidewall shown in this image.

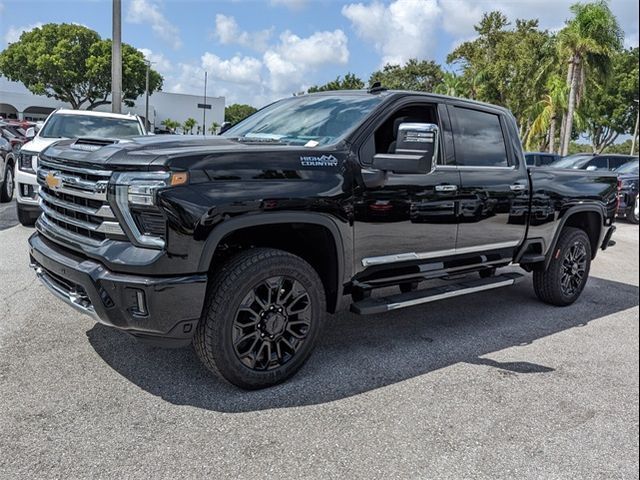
[550,229,592,304]
[205,253,325,389]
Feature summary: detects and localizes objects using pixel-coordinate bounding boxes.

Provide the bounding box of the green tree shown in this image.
[209,122,220,135]
[183,117,197,135]
[0,23,163,110]
[557,0,623,155]
[525,75,567,152]
[225,104,258,125]
[369,59,444,92]
[447,12,555,132]
[307,73,365,93]
[434,71,469,97]
[160,118,180,133]
[581,47,639,153]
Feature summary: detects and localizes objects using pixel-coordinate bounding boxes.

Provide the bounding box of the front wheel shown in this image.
[626,194,639,224]
[17,203,37,226]
[0,163,14,203]
[533,227,591,306]
[194,248,326,389]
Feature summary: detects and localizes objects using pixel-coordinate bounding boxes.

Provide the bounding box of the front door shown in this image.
[353,101,460,273]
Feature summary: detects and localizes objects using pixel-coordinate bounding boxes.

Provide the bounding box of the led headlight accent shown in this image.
[18,152,38,173]
[113,171,171,249]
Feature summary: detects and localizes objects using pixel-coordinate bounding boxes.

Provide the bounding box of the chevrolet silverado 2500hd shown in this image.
[28,90,617,389]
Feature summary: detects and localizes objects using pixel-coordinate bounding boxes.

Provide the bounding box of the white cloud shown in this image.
[138,48,172,72]
[343,0,441,66]
[201,53,263,85]
[213,14,273,52]
[4,22,44,45]
[126,0,182,49]
[270,0,307,10]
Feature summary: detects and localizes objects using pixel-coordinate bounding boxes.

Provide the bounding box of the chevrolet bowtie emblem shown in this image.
[45,171,62,190]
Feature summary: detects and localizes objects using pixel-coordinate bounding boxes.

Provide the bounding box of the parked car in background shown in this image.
[15,109,147,226]
[0,135,15,202]
[0,123,27,152]
[524,152,561,167]
[615,159,639,224]
[549,153,637,172]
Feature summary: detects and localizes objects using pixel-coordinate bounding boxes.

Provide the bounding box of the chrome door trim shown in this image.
[361,241,520,267]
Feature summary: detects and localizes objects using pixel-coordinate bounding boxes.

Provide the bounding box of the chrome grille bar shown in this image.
[39,202,124,235]
[39,189,116,219]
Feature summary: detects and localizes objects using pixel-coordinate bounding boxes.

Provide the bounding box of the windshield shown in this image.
[549,155,593,169]
[39,113,143,139]
[222,94,383,146]
[615,159,639,175]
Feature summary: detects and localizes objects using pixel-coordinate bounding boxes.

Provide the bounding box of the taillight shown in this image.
[616,178,622,210]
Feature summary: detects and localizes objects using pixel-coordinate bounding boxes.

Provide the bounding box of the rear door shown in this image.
[449,104,529,252]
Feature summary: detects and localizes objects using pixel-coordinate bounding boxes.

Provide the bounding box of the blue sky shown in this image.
[1,0,638,107]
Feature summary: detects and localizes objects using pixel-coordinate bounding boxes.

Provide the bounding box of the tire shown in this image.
[626,194,639,224]
[0,163,14,203]
[193,248,326,389]
[17,204,37,226]
[533,227,591,306]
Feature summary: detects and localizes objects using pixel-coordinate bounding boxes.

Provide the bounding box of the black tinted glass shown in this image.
[454,107,508,167]
[588,157,608,170]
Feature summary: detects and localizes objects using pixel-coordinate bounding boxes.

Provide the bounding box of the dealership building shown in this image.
[0,79,225,132]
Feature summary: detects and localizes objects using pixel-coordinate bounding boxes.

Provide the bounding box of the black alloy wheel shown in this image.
[232,276,312,371]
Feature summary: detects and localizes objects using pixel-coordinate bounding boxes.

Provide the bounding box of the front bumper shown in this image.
[15,168,39,206]
[29,232,208,346]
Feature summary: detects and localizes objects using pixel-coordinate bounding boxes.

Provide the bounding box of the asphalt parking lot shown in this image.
[0,198,638,479]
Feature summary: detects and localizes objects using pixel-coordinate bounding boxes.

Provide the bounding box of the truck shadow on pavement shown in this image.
[86,275,639,413]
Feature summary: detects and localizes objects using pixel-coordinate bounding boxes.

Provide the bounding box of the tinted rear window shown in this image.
[453,107,509,167]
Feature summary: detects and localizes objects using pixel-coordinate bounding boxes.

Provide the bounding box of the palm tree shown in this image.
[209,122,220,135]
[558,0,622,156]
[526,75,567,152]
[183,118,197,135]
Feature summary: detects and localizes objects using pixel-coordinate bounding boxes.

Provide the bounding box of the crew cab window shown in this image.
[452,107,509,167]
[587,157,608,170]
[608,157,629,170]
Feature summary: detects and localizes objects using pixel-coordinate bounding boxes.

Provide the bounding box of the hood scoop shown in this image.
[70,137,120,152]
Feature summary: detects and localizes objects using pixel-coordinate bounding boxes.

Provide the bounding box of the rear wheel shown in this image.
[0,163,14,203]
[626,194,639,224]
[194,248,326,389]
[533,227,591,306]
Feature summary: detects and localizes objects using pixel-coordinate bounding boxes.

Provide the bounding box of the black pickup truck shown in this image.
[28,90,618,389]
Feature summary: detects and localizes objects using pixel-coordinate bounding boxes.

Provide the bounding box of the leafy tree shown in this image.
[225,104,258,125]
[369,59,444,92]
[525,75,567,151]
[160,118,180,133]
[0,23,163,110]
[209,122,221,135]
[448,13,555,132]
[434,71,469,98]
[183,118,197,135]
[557,0,623,155]
[581,47,639,153]
[307,73,365,93]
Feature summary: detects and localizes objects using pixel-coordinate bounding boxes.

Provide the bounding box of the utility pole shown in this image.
[111,0,122,113]
[144,59,150,132]
[202,71,207,136]
[631,100,639,156]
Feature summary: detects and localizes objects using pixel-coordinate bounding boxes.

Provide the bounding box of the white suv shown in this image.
[16,109,147,225]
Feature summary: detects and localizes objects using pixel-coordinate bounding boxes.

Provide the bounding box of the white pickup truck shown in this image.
[16,109,147,225]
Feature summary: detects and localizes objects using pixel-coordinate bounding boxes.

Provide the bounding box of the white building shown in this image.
[0,79,224,133]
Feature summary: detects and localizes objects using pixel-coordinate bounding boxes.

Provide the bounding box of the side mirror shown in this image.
[371,123,439,174]
[25,127,35,139]
[586,165,597,171]
[219,122,232,135]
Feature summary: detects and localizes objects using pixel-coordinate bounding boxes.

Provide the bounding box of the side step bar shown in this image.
[351,272,524,315]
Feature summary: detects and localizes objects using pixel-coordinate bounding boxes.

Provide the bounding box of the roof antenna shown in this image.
[368,81,387,94]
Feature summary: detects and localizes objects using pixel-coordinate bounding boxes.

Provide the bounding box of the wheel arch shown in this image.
[544,205,605,269]
[198,212,348,313]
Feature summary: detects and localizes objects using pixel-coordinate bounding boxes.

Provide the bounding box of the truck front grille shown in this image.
[37,158,127,246]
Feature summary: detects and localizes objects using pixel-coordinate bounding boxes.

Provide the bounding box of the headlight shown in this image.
[18,152,38,173]
[111,171,188,249]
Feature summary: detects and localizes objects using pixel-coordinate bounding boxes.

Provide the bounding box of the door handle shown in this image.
[510,184,527,191]
[435,184,458,192]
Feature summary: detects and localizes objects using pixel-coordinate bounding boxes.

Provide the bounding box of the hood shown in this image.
[38,135,343,172]
[618,173,639,181]
[20,135,63,154]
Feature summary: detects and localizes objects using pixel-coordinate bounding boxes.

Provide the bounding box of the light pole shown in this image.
[144,59,150,132]
[111,0,122,113]
[631,100,639,156]
[202,71,208,136]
